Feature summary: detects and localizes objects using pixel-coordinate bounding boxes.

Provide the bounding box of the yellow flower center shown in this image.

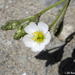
[31,31,45,43]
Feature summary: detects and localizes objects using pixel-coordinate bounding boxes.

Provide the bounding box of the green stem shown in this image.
[61,0,70,19]
[18,0,66,24]
[19,16,36,23]
[49,0,70,29]
[38,0,66,16]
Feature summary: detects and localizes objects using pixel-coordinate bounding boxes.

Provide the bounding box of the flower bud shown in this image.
[13,26,26,40]
[1,20,21,30]
[54,20,63,37]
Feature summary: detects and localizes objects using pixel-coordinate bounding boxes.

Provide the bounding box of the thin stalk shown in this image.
[19,16,36,23]
[61,0,70,19]
[18,0,66,24]
[38,0,66,16]
[49,0,70,29]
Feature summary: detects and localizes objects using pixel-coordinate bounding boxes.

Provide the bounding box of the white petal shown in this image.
[31,43,45,52]
[24,22,38,35]
[38,22,48,34]
[23,34,37,47]
[43,31,51,45]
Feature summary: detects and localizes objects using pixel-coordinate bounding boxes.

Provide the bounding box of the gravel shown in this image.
[0,0,75,75]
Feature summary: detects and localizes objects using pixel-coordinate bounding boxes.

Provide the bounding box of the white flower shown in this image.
[23,22,51,52]
[22,73,26,75]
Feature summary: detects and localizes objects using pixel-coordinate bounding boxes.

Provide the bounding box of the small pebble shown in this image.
[6,41,12,46]
[22,73,26,75]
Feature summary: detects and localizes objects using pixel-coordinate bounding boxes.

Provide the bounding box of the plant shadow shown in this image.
[58,48,75,75]
[35,32,75,67]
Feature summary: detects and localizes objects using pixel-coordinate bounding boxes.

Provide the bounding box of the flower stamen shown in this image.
[31,31,45,43]
[31,37,34,40]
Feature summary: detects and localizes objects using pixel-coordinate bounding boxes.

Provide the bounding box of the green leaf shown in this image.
[54,19,64,37]
[1,20,21,30]
[13,26,26,40]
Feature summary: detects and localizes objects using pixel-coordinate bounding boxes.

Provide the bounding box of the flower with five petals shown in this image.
[23,22,51,52]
